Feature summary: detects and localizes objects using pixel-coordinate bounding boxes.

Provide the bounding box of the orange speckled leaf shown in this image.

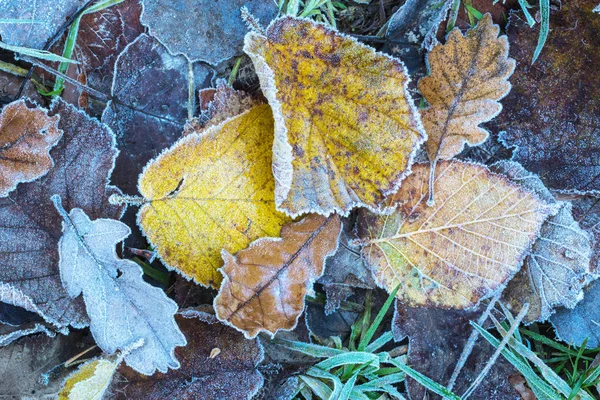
[357,161,554,309]
[137,105,290,287]
[244,16,426,218]
[420,14,514,162]
[214,214,342,338]
[0,100,62,197]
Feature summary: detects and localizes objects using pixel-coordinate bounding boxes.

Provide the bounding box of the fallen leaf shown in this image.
[110,313,265,400]
[136,105,290,287]
[357,160,553,308]
[0,321,54,347]
[0,100,62,197]
[551,279,600,348]
[393,301,520,399]
[52,196,185,375]
[0,69,45,105]
[493,161,594,323]
[420,14,515,164]
[139,0,278,64]
[383,0,452,74]
[497,1,600,194]
[0,329,96,398]
[317,215,376,314]
[214,214,342,338]
[0,98,123,329]
[571,197,600,273]
[58,357,120,400]
[245,16,426,217]
[0,0,85,48]
[102,33,213,199]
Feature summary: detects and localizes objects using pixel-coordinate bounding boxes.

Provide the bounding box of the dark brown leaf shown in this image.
[110,313,264,400]
[497,1,600,194]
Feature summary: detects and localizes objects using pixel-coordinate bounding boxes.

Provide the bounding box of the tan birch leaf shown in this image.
[214,214,342,338]
[420,14,514,162]
[0,100,62,197]
[245,16,426,217]
[357,161,554,308]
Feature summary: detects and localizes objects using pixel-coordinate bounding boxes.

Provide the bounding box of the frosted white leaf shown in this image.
[52,196,186,375]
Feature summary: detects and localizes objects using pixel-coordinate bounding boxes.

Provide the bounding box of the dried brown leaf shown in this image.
[357,160,553,308]
[214,214,342,338]
[0,100,62,197]
[420,14,515,162]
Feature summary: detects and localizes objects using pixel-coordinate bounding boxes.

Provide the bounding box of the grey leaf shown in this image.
[0,98,123,330]
[52,197,186,375]
[493,161,594,323]
[140,0,278,64]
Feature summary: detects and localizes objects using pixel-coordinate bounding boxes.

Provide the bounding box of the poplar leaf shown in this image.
[58,358,120,400]
[420,14,515,162]
[493,161,594,323]
[52,196,185,375]
[0,100,62,197]
[245,16,426,217]
[136,105,290,287]
[214,214,342,339]
[0,98,122,329]
[357,160,553,308]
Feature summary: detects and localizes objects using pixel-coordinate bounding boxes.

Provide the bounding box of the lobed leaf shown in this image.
[357,160,554,308]
[136,105,290,287]
[53,198,185,375]
[215,213,342,338]
[245,16,426,217]
[0,100,62,197]
[420,13,515,162]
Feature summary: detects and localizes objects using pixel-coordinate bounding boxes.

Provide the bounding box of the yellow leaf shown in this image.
[420,14,514,162]
[357,161,554,309]
[245,16,426,217]
[136,105,290,287]
[215,213,342,338]
[58,358,119,400]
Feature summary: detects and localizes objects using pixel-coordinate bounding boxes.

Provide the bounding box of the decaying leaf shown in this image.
[215,214,342,338]
[493,161,594,323]
[497,0,600,194]
[0,98,123,329]
[393,301,520,399]
[571,197,600,273]
[110,313,265,400]
[357,160,553,308]
[420,14,515,164]
[103,33,213,198]
[0,329,96,398]
[317,215,376,314]
[140,0,277,64]
[0,100,62,197]
[245,16,426,217]
[136,105,290,287]
[58,357,121,400]
[0,0,85,48]
[551,280,600,348]
[52,197,185,375]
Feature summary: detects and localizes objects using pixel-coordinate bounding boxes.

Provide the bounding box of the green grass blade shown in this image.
[532,0,550,63]
[315,352,379,370]
[365,331,394,353]
[358,285,399,351]
[271,337,345,358]
[300,375,332,399]
[339,373,359,400]
[387,357,461,400]
[518,0,536,26]
[0,41,80,64]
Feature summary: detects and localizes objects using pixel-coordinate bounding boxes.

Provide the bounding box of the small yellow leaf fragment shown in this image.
[58,358,119,400]
[357,161,554,309]
[138,105,290,287]
[420,14,515,161]
[215,213,342,338]
[245,16,426,217]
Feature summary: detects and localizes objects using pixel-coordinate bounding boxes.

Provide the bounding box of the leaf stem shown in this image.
[426,159,437,206]
[109,194,146,206]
